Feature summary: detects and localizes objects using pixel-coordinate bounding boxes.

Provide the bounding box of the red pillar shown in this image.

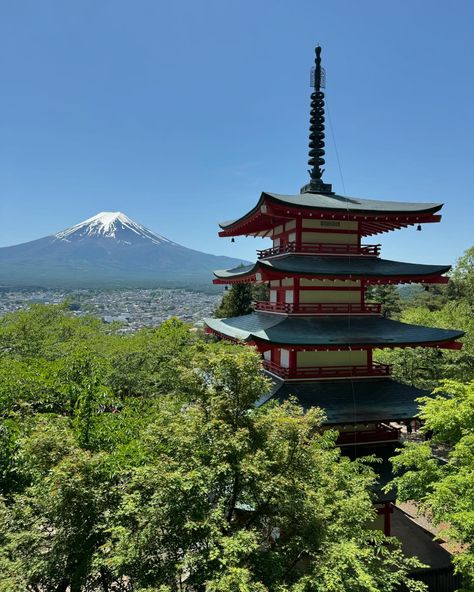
[384,503,392,535]
[377,502,392,536]
[289,348,297,376]
[295,218,302,250]
[294,277,300,311]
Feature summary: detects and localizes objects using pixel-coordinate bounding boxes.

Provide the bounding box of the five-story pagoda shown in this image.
[205,46,463,447]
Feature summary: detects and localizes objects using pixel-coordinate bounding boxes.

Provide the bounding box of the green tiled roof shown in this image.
[205,313,464,346]
[219,191,443,229]
[214,255,450,280]
[264,192,442,213]
[261,377,427,424]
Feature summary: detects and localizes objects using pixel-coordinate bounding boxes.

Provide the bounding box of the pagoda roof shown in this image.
[260,376,427,425]
[213,255,450,284]
[205,313,464,348]
[219,192,443,237]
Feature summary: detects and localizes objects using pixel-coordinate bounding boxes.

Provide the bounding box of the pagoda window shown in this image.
[269,290,277,303]
[281,278,294,287]
[263,350,271,362]
[296,350,368,368]
[285,220,296,231]
[280,349,290,368]
[273,237,281,248]
[285,290,294,304]
[270,280,280,287]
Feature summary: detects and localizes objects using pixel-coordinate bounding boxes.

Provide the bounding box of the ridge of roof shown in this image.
[219,191,443,229]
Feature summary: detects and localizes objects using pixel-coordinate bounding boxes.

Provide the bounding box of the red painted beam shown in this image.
[218,200,443,238]
[213,268,449,286]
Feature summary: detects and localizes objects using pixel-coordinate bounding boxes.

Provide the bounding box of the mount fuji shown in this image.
[0,212,247,288]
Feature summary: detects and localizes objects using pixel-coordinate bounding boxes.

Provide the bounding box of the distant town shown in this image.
[0,288,223,332]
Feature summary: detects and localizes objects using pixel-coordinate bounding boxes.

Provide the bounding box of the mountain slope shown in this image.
[0,212,247,288]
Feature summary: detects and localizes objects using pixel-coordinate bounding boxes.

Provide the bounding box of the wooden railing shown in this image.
[254,301,381,315]
[262,361,391,380]
[337,424,401,446]
[257,242,381,259]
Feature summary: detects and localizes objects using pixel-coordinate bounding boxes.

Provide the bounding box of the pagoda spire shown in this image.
[301,46,333,195]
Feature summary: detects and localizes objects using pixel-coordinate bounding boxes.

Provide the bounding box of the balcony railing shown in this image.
[254,301,381,315]
[337,424,401,446]
[257,242,381,259]
[262,361,391,380]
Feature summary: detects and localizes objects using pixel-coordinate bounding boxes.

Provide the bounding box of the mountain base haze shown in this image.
[0,212,247,288]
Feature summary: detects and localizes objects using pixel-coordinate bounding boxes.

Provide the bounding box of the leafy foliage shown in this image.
[214,283,269,318]
[374,244,474,389]
[390,380,474,589]
[450,246,474,307]
[0,304,423,591]
[366,285,402,318]
[361,245,474,587]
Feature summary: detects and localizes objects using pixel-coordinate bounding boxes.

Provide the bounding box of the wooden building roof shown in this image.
[213,255,450,284]
[205,313,464,348]
[260,376,427,424]
[219,192,443,238]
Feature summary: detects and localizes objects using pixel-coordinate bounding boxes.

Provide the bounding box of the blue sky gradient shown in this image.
[0,1,473,266]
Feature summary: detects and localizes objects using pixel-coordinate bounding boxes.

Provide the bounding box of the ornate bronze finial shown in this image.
[300,45,333,194]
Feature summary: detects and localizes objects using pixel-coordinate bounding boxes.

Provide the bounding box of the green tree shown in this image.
[409,284,451,311]
[390,379,474,589]
[366,285,402,318]
[0,302,105,361]
[375,301,474,389]
[105,318,198,398]
[0,419,119,592]
[105,347,423,591]
[214,284,254,317]
[0,304,425,591]
[214,283,270,318]
[450,245,474,307]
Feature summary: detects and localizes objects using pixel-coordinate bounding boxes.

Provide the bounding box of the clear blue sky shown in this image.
[1,0,473,266]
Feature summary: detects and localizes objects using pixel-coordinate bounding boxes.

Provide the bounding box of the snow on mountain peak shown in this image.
[54,211,173,245]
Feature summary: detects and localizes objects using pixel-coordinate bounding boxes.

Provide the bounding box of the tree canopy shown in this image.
[0,304,424,591]
[390,380,474,589]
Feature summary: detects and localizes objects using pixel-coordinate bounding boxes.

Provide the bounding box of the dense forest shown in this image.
[0,247,473,591]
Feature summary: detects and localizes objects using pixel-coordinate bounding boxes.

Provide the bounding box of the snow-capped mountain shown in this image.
[0,212,247,288]
[54,212,174,246]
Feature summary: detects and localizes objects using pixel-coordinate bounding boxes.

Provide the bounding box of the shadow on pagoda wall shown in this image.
[341,443,461,592]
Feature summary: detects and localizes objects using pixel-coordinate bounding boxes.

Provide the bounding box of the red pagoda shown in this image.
[204,46,463,553]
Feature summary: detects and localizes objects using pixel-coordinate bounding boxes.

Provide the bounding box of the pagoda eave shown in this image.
[212,255,451,285]
[207,331,462,352]
[219,194,443,238]
[251,339,463,351]
[260,376,429,425]
[204,313,464,349]
[213,272,449,286]
[205,327,463,353]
